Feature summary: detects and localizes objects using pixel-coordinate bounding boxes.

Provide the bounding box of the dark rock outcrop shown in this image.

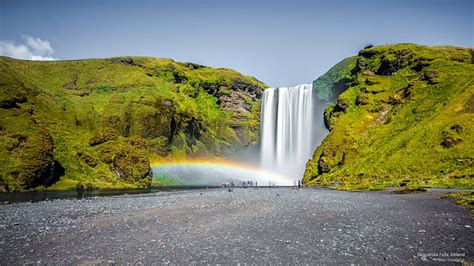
[441,125,463,148]
[422,71,439,84]
[0,95,27,109]
[111,57,136,66]
[333,99,349,113]
[376,50,413,75]
[317,151,333,174]
[358,49,379,58]
[351,57,366,75]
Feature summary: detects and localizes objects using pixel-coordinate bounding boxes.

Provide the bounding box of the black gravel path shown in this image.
[0,188,472,264]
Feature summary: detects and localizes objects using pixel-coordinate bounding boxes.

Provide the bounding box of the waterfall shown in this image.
[260,84,316,181]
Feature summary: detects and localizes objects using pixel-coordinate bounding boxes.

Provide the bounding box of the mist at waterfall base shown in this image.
[152,84,329,186]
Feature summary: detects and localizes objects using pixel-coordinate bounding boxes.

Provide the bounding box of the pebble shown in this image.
[0,188,472,264]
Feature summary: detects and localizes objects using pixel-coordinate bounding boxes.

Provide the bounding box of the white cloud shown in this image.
[0,35,57,61]
[25,36,54,56]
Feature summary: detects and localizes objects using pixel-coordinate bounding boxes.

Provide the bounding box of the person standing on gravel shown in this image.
[76,184,85,199]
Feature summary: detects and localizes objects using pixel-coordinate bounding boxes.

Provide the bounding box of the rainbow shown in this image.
[150,158,294,186]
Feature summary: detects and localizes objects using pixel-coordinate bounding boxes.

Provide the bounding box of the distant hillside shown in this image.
[304,44,474,190]
[0,56,266,191]
[313,56,357,102]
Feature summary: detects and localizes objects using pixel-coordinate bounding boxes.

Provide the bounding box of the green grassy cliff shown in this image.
[304,44,474,190]
[0,56,266,191]
[313,56,357,102]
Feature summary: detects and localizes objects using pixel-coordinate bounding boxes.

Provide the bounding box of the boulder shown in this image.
[98,136,153,185]
[11,129,60,190]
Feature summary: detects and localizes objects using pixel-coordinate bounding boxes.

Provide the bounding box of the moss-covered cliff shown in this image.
[313,56,357,102]
[304,44,474,190]
[0,56,266,191]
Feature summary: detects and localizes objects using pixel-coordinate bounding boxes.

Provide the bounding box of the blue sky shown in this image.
[0,0,472,86]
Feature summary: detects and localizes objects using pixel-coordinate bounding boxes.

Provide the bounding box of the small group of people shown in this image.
[76,183,93,199]
[222,181,235,188]
[221,180,302,189]
[222,180,260,188]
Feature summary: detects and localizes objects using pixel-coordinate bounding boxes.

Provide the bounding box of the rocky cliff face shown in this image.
[0,57,266,191]
[304,44,474,190]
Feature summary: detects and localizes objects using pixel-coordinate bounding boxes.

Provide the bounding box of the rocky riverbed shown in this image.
[0,188,472,264]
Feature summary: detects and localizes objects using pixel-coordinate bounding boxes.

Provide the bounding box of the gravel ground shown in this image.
[0,188,472,264]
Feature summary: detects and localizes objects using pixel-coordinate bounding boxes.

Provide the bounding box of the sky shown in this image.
[0,0,472,87]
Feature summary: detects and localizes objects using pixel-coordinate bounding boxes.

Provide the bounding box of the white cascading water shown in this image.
[260,84,315,182]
